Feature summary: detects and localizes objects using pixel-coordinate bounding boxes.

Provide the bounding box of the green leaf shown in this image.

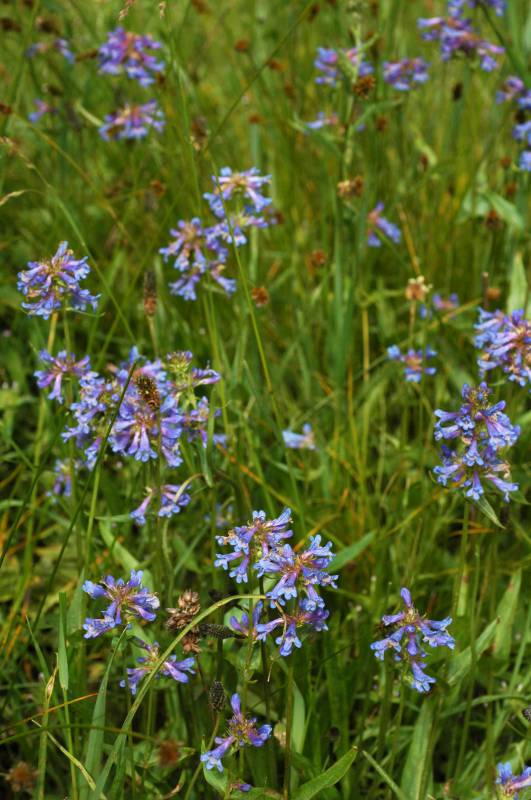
[67,571,85,636]
[400,701,433,798]
[485,191,524,232]
[475,496,504,529]
[57,593,69,692]
[493,571,522,662]
[292,748,358,800]
[361,750,407,800]
[507,252,529,315]
[292,681,306,754]
[447,619,498,687]
[201,752,228,796]
[330,531,375,571]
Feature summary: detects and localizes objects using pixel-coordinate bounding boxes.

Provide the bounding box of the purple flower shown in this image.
[83,569,159,637]
[496,76,530,108]
[48,458,78,498]
[314,46,373,87]
[99,28,164,86]
[17,241,100,319]
[367,203,401,247]
[255,535,338,610]
[99,101,165,141]
[305,112,339,130]
[28,98,57,123]
[434,383,520,449]
[474,308,530,388]
[27,38,75,62]
[418,12,504,71]
[282,424,316,450]
[204,167,272,221]
[200,693,272,772]
[496,762,531,799]
[370,588,454,693]
[120,639,194,695]
[434,444,518,502]
[519,151,531,171]
[387,345,437,382]
[215,508,293,584]
[130,484,192,526]
[383,58,430,91]
[35,350,90,403]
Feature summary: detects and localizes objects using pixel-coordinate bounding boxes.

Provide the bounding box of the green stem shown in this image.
[183,716,220,800]
[283,658,295,800]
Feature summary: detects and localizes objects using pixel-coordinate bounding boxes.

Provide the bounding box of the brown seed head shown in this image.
[6,762,38,793]
[405,276,432,303]
[353,74,375,98]
[485,209,502,230]
[251,286,270,307]
[157,738,181,767]
[337,175,364,198]
[234,38,250,52]
[143,269,157,317]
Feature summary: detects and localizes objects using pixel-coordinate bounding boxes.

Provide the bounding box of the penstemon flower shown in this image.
[82,569,159,638]
[204,167,272,220]
[418,8,504,71]
[99,28,164,86]
[27,38,75,62]
[17,242,100,319]
[120,639,195,695]
[201,693,272,772]
[387,345,437,382]
[314,46,373,87]
[371,587,455,693]
[383,58,430,91]
[35,350,90,403]
[99,101,165,140]
[496,762,531,798]
[130,484,192,526]
[28,98,57,123]
[474,308,530,388]
[367,203,401,247]
[282,424,316,450]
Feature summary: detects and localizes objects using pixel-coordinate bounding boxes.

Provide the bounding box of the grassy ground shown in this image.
[0,0,529,798]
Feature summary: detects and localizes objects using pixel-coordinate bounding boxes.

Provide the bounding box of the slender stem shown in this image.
[453,503,470,618]
[283,658,295,800]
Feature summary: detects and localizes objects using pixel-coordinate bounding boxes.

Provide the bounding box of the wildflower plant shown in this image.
[371,588,455,693]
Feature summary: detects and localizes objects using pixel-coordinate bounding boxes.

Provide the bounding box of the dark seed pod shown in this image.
[196,623,241,640]
[209,681,226,713]
[143,269,157,317]
[134,372,161,411]
[523,706,531,722]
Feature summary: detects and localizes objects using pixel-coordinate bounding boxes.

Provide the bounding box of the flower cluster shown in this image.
[99,101,165,140]
[475,308,530,388]
[120,639,195,695]
[367,203,401,247]
[371,588,455,693]
[433,382,520,502]
[314,47,373,87]
[282,424,316,450]
[387,345,437,383]
[496,76,531,172]
[35,350,91,403]
[98,27,165,140]
[99,28,164,86]
[496,762,531,799]
[160,167,273,300]
[383,58,430,91]
[17,242,100,319]
[83,569,160,638]
[215,508,337,657]
[201,693,272,773]
[52,348,220,518]
[418,3,504,72]
[420,293,460,320]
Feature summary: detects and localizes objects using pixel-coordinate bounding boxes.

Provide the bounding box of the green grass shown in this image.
[0,0,530,798]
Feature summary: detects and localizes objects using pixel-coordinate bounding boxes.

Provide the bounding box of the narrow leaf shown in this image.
[400,701,433,798]
[293,748,358,800]
[447,619,498,686]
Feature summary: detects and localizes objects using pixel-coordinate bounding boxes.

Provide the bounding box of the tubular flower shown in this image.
[474,308,530,388]
[496,762,531,798]
[418,10,504,71]
[371,587,454,693]
[82,569,159,638]
[383,58,430,91]
[130,484,192,526]
[282,424,316,450]
[48,458,79,498]
[28,98,57,123]
[35,350,90,403]
[120,639,195,695]
[387,345,437,382]
[99,101,165,140]
[204,167,272,220]
[215,508,293,584]
[255,535,338,610]
[433,383,520,502]
[27,38,75,62]
[367,203,401,247]
[17,241,99,319]
[314,46,373,87]
[99,28,164,86]
[200,693,272,773]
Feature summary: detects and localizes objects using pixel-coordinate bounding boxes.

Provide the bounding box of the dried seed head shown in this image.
[251,286,270,307]
[6,762,38,793]
[143,269,157,317]
[352,74,375,98]
[157,738,181,767]
[209,680,226,713]
[134,372,160,411]
[166,590,201,631]
[338,176,364,198]
[485,209,502,230]
[523,706,531,722]
[405,276,432,303]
